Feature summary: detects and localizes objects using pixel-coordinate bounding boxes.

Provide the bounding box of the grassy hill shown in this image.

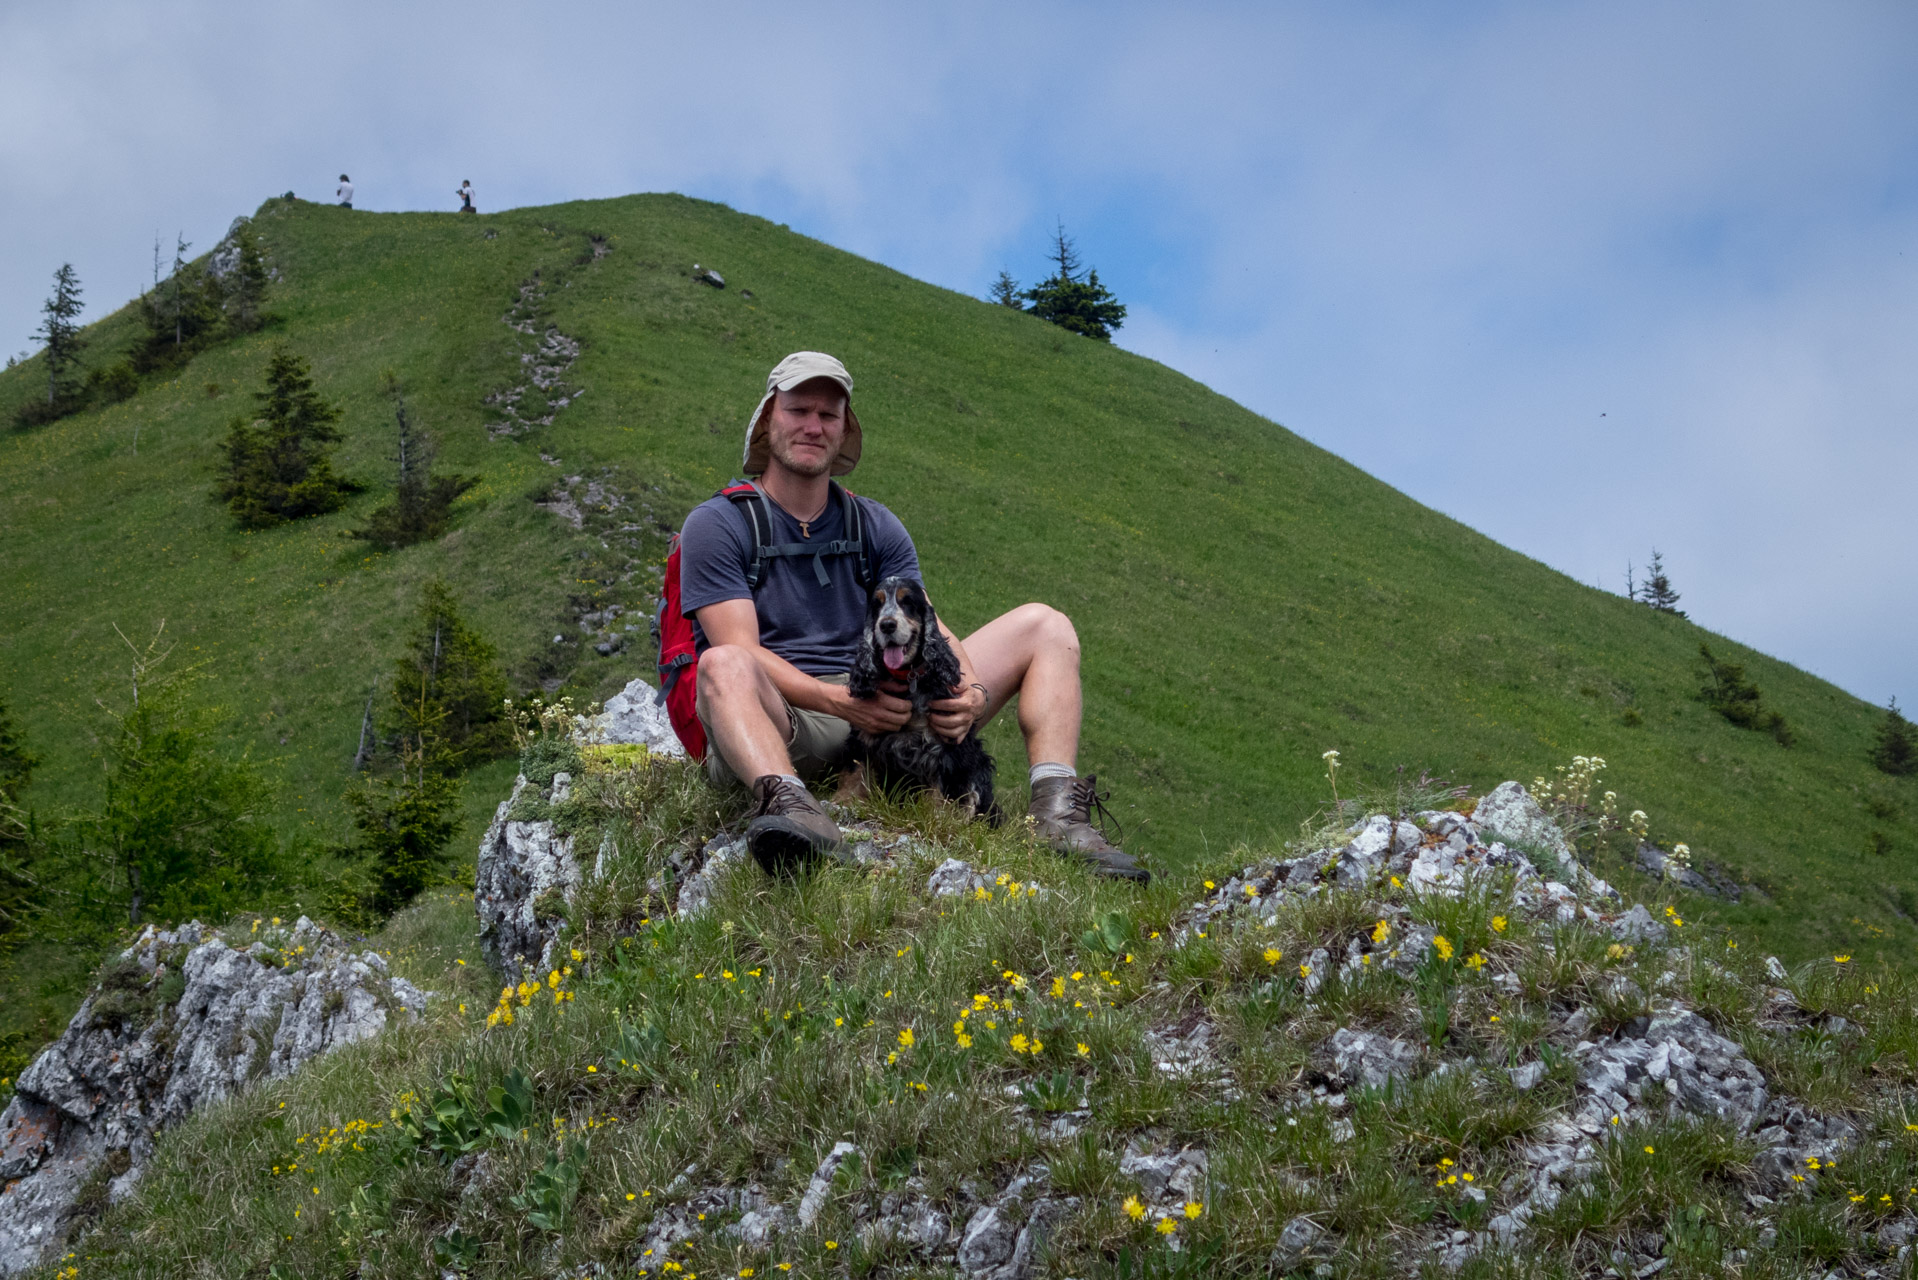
[0,190,1910,1006]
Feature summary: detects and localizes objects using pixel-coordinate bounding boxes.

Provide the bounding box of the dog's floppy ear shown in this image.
[918,595,963,692]
[848,628,880,699]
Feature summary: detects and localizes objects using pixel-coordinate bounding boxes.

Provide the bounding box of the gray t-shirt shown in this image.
[679,487,920,675]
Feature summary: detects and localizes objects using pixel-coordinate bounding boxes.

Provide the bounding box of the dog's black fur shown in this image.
[846,577,1001,823]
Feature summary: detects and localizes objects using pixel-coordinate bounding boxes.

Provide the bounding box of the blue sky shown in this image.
[4,1,1914,709]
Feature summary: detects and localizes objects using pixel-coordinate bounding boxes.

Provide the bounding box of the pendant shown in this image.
[800,521,811,539]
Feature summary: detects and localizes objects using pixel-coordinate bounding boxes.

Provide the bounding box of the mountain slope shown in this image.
[0,192,1910,973]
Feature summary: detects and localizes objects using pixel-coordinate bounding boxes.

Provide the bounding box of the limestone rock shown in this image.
[475,774,580,975]
[0,920,425,1273]
[1326,1027,1419,1088]
[1472,781,1576,873]
[587,678,687,758]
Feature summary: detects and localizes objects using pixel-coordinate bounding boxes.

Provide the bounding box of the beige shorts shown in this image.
[701,672,855,787]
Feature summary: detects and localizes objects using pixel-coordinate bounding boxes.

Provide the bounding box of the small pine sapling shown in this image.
[989,270,1024,309]
[225,232,272,333]
[1697,644,1793,746]
[214,347,360,527]
[349,375,477,549]
[1872,698,1917,777]
[1639,549,1685,615]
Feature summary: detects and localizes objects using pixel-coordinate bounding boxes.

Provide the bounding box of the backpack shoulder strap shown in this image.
[832,482,880,588]
[719,481,775,590]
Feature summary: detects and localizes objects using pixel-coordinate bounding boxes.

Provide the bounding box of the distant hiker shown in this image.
[671,351,1148,882]
[457,180,475,214]
[336,175,354,209]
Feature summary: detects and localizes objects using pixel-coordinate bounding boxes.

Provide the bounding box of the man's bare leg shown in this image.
[696,644,844,870]
[961,603,1082,767]
[962,603,1146,882]
[695,644,796,781]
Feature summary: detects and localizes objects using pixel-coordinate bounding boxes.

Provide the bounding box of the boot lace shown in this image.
[754,776,810,817]
[1068,775,1124,844]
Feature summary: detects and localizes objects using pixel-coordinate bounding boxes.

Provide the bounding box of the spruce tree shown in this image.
[382,580,509,769]
[1640,549,1685,616]
[1021,223,1127,341]
[28,264,86,417]
[350,376,477,549]
[1872,698,1917,776]
[989,270,1023,309]
[1698,644,1794,746]
[215,347,360,528]
[226,232,271,333]
[346,722,461,916]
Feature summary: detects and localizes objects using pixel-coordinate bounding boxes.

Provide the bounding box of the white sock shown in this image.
[775,773,804,789]
[1029,762,1077,786]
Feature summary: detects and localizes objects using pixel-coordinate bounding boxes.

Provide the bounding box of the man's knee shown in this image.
[695,644,762,712]
[1020,603,1079,655]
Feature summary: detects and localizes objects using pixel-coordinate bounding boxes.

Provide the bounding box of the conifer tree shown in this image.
[68,637,279,926]
[30,264,85,413]
[346,704,461,915]
[0,695,38,938]
[381,580,509,769]
[226,232,271,333]
[349,375,477,549]
[214,347,360,528]
[990,270,1023,309]
[1698,644,1794,746]
[1021,223,1126,341]
[1639,549,1685,615]
[1872,698,1917,776]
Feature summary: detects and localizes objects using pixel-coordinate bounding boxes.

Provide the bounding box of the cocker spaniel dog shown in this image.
[844,577,1001,823]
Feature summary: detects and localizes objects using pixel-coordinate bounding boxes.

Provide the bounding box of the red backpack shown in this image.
[654,481,877,760]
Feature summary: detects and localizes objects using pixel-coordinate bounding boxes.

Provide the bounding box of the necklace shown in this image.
[767,489,828,539]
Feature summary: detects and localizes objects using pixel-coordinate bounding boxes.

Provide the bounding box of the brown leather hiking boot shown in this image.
[745,775,844,875]
[1028,775,1149,883]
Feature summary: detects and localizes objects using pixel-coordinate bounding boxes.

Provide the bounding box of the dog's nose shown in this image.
[879,619,897,634]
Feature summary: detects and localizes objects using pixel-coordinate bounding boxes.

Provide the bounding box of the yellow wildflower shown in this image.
[1123,1195,1146,1220]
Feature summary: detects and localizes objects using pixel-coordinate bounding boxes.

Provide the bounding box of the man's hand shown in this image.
[928,682,987,744]
[834,682,913,735]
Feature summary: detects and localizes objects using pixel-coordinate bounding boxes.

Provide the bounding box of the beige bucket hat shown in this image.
[741,351,863,476]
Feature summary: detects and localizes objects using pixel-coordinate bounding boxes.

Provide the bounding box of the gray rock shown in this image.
[1610,904,1669,945]
[958,1204,1018,1275]
[1765,955,1790,982]
[796,1141,857,1228]
[475,775,581,974]
[0,920,425,1273]
[1326,1027,1419,1088]
[586,678,687,757]
[1508,1060,1547,1091]
[1472,782,1577,872]
[676,839,746,919]
[1118,1147,1207,1203]
[1271,1215,1325,1272]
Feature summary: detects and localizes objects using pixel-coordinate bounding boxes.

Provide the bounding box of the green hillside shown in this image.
[0,191,1910,990]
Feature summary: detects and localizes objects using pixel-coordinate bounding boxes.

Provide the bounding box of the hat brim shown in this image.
[741,394,862,477]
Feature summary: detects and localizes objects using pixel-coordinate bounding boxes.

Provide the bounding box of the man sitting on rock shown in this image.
[682,350,1148,883]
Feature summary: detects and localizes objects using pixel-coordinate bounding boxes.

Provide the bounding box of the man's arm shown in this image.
[696,598,910,735]
[927,616,988,744]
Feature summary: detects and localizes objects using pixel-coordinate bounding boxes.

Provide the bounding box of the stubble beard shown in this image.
[770,436,837,479]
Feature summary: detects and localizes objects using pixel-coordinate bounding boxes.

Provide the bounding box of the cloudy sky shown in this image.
[5,1,1913,708]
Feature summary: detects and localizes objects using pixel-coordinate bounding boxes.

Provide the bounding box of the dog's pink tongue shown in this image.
[882,645,909,670]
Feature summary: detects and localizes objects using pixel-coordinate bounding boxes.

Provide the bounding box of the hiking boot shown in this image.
[745,775,844,875]
[1028,774,1150,883]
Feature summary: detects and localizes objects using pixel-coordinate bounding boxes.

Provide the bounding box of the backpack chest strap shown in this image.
[755,538,864,587]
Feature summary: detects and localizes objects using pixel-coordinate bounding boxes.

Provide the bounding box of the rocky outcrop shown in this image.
[1172,782,1838,1267]
[588,677,686,757]
[475,773,581,974]
[0,919,426,1273]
